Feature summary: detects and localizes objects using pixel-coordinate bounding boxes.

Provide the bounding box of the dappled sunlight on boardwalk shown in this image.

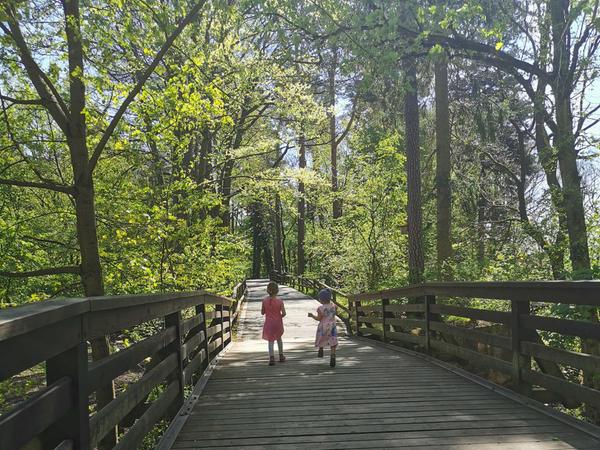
[172,280,600,449]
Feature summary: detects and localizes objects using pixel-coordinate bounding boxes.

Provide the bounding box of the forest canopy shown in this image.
[1,0,600,306]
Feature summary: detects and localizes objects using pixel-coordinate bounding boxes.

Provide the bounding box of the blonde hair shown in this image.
[267,281,279,296]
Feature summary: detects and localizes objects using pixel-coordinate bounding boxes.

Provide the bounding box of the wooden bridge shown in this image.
[2,278,600,449]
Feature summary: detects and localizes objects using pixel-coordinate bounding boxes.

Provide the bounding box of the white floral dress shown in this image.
[315,303,338,348]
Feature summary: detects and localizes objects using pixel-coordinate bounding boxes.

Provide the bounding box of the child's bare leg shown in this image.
[277,338,283,355]
[268,340,274,357]
[329,345,337,367]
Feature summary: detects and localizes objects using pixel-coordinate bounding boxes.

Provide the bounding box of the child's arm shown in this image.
[307,311,323,321]
[281,303,287,318]
[261,301,265,315]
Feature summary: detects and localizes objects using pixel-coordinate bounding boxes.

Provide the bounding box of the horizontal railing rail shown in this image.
[0,283,247,450]
[346,280,600,415]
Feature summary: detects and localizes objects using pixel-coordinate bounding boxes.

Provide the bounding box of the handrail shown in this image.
[0,283,246,450]
[346,280,600,420]
[348,280,600,304]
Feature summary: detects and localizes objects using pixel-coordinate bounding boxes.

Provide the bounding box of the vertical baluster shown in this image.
[197,303,210,368]
[218,303,225,351]
[382,299,389,343]
[165,311,185,412]
[424,295,435,354]
[511,299,531,392]
[355,300,362,337]
[45,341,90,450]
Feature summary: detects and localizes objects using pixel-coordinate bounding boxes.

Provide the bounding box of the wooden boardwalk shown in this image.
[171,280,600,449]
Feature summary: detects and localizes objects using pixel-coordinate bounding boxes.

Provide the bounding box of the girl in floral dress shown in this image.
[308,289,338,367]
[262,281,286,366]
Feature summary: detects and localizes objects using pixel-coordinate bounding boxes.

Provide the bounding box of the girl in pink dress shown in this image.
[308,289,338,367]
[262,281,286,366]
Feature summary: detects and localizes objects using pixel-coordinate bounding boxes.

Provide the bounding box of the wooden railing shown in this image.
[347,281,600,412]
[0,283,246,450]
[272,272,353,334]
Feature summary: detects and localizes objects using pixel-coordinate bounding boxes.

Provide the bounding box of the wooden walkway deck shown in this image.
[171,280,600,449]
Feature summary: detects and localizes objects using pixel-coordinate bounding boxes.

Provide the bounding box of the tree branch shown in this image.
[0,94,43,106]
[0,178,75,194]
[88,0,210,173]
[1,13,70,133]
[0,266,81,278]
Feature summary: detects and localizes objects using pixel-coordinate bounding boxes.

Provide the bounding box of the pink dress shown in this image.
[262,296,284,341]
[315,303,338,348]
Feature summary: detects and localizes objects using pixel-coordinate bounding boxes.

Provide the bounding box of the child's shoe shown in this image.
[317,348,323,358]
[330,355,336,367]
[269,356,275,366]
[279,354,286,362]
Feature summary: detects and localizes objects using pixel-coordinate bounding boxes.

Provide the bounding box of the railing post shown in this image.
[511,299,531,392]
[218,303,225,351]
[165,310,185,415]
[355,300,362,337]
[198,303,210,368]
[226,303,232,346]
[45,341,90,450]
[425,295,435,354]
[382,299,389,342]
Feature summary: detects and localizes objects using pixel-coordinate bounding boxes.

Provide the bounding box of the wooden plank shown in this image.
[208,338,222,354]
[430,340,512,374]
[521,341,600,373]
[387,318,425,329]
[0,377,73,450]
[0,298,88,341]
[430,304,511,324]
[357,316,383,324]
[357,305,382,314]
[0,317,82,379]
[349,281,600,305]
[386,331,424,345]
[89,353,177,447]
[183,349,207,385]
[88,291,207,312]
[181,331,205,361]
[114,381,179,450]
[429,321,511,350]
[203,294,233,306]
[521,369,600,409]
[358,326,383,336]
[385,303,425,313]
[206,325,221,338]
[181,313,204,337]
[86,298,208,339]
[521,315,600,340]
[88,326,177,393]
[205,311,222,320]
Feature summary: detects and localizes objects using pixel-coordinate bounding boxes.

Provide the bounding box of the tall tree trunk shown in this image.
[511,120,566,280]
[297,136,306,275]
[329,48,342,219]
[477,194,486,270]
[63,1,115,447]
[549,0,591,278]
[533,84,567,279]
[251,202,262,278]
[273,194,284,273]
[434,55,452,280]
[549,0,599,423]
[404,59,424,285]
